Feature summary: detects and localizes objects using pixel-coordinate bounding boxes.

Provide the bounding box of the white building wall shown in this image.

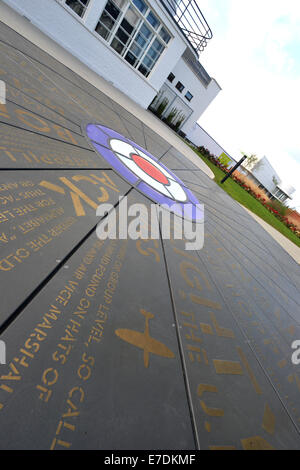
[3,0,187,108]
[186,123,236,166]
[250,156,281,194]
[276,183,296,199]
[166,58,221,134]
[142,0,187,90]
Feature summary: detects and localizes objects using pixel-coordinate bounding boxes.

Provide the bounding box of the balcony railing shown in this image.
[159,0,213,54]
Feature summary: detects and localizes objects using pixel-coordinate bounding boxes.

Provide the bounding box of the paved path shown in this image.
[242,206,300,265]
[2,1,299,268]
[0,10,300,450]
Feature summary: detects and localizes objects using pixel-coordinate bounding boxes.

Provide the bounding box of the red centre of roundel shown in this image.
[132,154,169,185]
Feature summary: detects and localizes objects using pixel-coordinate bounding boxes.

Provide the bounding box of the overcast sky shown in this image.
[197,0,300,208]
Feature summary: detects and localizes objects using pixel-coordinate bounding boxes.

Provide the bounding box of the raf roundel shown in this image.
[86,124,203,222]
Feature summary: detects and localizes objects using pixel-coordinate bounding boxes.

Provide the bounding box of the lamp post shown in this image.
[221,155,247,184]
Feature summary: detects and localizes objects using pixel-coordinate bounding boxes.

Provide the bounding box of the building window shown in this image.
[132,0,147,14]
[95,0,171,77]
[175,81,184,93]
[147,11,160,30]
[167,73,175,83]
[159,27,171,44]
[273,188,287,202]
[64,0,90,18]
[185,91,193,102]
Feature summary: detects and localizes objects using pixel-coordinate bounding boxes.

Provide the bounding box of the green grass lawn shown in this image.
[191,148,300,248]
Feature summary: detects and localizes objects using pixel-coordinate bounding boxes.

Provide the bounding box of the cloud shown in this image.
[197,0,300,206]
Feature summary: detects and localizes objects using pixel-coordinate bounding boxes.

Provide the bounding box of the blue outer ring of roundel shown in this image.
[86,124,204,223]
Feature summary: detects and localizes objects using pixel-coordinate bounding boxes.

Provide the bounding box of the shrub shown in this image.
[268,199,288,217]
[195,147,300,237]
[174,112,186,131]
[156,98,169,117]
[233,171,270,201]
[166,107,178,124]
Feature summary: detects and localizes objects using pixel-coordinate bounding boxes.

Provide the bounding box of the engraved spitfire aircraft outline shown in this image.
[115,309,175,368]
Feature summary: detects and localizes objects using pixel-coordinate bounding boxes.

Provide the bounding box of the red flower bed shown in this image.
[198,146,300,238]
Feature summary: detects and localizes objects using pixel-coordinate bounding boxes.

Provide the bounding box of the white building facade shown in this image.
[186,123,235,165]
[3,0,221,133]
[186,125,296,204]
[245,156,296,204]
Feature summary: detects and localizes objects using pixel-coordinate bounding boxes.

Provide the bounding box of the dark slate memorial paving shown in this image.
[0,21,300,450]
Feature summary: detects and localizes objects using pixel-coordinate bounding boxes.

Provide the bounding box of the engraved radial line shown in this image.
[206,219,300,328]
[1,37,117,116]
[204,223,300,353]
[206,219,300,313]
[0,187,134,335]
[208,215,300,306]
[195,239,300,436]
[157,210,200,450]
[4,94,82,137]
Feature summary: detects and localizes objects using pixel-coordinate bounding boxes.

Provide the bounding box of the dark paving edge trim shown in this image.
[84,119,173,161]
[180,186,292,268]
[140,121,147,150]
[0,186,134,335]
[206,215,300,306]
[2,60,83,127]
[174,176,209,191]
[191,182,300,276]
[168,168,210,172]
[118,113,147,150]
[0,33,150,135]
[158,218,200,450]
[0,121,93,152]
[192,186,300,282]
[4,96,82,137]
[0,167,111,171]
[195,246,300,437]
[0,33,118,116]
[206,220,300,326]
